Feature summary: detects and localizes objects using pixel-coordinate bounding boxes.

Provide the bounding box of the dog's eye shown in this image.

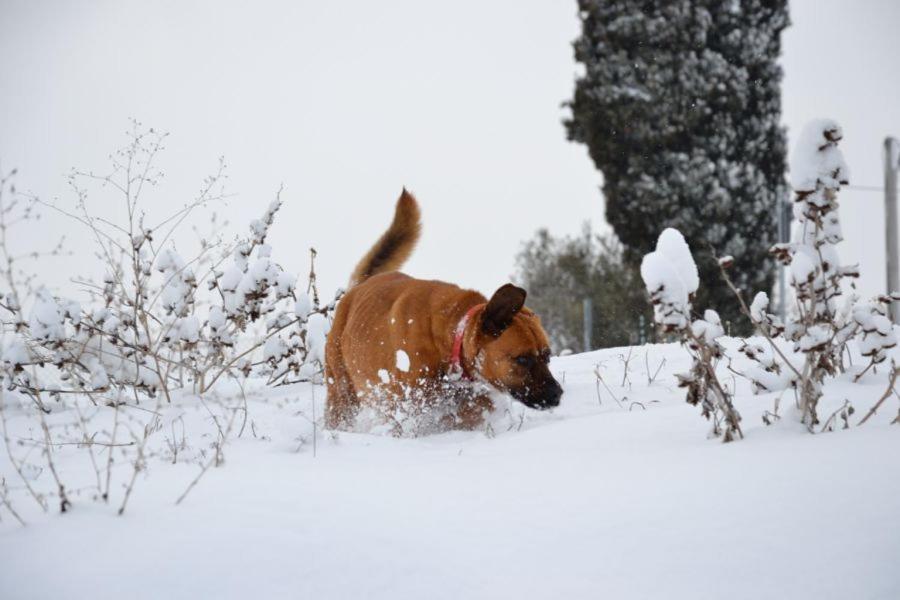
[515,355,535,368]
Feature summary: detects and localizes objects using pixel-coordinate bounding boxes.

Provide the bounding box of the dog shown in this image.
[324,189,563,431]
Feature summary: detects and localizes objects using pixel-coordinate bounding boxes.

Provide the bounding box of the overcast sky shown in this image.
[1,0,898,302]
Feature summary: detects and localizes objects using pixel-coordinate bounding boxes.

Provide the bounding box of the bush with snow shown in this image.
[642,120,899,438]
[641,228,742,442]
[760,119,896,427]
[0,124,339,518]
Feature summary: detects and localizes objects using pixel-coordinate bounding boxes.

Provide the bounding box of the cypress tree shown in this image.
[565,0,789,331]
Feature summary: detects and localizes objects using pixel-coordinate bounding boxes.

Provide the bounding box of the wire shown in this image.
[847,185,885,192]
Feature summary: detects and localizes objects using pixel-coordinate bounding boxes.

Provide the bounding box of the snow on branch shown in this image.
[641,228,742,442]
[640,228,699,331]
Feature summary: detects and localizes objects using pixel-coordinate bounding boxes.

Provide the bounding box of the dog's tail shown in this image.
[349,188,422,287]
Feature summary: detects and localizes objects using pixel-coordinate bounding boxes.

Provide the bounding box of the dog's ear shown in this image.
[481,284,526,337]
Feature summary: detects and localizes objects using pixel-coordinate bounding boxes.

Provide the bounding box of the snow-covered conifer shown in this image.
[566,0,789,330]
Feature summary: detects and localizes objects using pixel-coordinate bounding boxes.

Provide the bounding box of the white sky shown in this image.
[1,0,898,302]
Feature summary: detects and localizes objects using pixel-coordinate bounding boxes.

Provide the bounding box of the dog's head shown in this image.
[470,284,563,410]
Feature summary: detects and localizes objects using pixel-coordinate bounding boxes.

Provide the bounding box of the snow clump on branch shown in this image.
[641,228,742,442]
[640,228,699,331]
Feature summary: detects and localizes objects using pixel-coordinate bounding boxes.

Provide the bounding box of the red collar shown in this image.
[449,303,484,380]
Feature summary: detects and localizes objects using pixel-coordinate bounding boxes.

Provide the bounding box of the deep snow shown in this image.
[1,340,898,600]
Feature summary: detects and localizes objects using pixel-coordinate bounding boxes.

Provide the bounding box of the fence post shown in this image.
[582,297,593,352]
[886,137,899,324]
[777,196,792,321]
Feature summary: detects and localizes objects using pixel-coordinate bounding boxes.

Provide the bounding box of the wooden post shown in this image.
[885,137,899,323]
[582,297,593,352]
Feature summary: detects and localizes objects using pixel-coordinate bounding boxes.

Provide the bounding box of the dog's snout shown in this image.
[526,379,562,409]
[544,380,563,407]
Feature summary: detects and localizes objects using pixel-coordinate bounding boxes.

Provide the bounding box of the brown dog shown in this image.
[324,189,562,431]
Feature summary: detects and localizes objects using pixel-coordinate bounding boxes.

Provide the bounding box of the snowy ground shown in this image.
[1,340,898,600]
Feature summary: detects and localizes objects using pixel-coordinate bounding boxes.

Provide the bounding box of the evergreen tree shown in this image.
[565,0,789,331]
[515,226,650,351]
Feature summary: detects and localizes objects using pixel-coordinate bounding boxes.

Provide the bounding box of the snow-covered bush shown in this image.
[740,120,896,428]
[641,229,743,442]
[0,124,339,517]
[710,119,898,431]
[639,119,898,439]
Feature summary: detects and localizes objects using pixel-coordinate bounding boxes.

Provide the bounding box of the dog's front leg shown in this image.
[454,393,495,430]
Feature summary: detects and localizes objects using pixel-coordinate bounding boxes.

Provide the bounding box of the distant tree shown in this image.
[515,226,650,352]
[565,0,790,332]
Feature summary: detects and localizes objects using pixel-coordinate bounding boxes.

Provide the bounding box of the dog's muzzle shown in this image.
[516,379,563,410]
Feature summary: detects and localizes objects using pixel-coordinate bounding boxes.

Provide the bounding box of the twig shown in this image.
[39,417,71,513]
[0,395,47,511]
[175,397,239,505]
[644,350,666,385]
[852,359,876,383]
[74,401,103,496]
[858,364,899,425]
[594,366,623,408]
[0,478,25,526]
[820,399,853,433]
[619,346,634,388]
[118,390,164,515]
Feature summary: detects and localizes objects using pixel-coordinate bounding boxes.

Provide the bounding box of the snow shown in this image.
[294,292,312,320]
[305,313,329,365]
[654,228,699,294]
[157,249,195,316]
[790,250,816,285]
[59,299,82,326]
[750,291,769,322]
[208,305,227,330]
[690,309,724,343]
[1,337,29,370]
[789,119,850,192]
[263,336,290,363]
[798,324,831,351]
[274,270,296,298]
[218,265,243,293]
[641,228,699,330]
[1,341,898,600]
[28,289,66,342]
[172,315,200,343]
[395,349,410,372]
[156,248,184,272]
[248,200,282,245]
[853,303,898,359]
[88,358,109,389]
